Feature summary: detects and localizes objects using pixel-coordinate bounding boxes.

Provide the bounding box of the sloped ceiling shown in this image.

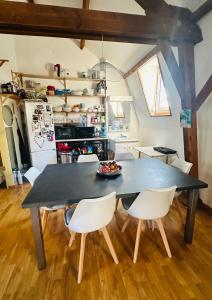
[5,0,206,73]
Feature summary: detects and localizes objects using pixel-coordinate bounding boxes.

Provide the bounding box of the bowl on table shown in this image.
[97,161,122,178]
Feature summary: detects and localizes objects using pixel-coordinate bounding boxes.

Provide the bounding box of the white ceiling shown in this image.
[6,0,205,13]
[6,0,206,73]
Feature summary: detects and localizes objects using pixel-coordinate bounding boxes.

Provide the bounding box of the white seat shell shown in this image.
[77,154,99,163]
[126,187,177,220]
[67,192,117,233]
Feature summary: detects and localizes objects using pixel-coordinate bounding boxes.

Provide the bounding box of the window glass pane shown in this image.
[138,55,171,116]
[110,102,125,118]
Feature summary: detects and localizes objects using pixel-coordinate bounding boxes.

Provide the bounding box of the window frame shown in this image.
[137,55,172,117]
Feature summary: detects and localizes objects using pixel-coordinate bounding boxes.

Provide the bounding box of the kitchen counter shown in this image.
[110,138,139,143]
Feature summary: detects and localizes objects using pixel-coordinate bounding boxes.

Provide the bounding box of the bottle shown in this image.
[101,125,107,137]
[17,169,23,185]
[13,170,18,185]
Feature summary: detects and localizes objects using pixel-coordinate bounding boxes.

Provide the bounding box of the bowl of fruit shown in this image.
[97,161,122,178]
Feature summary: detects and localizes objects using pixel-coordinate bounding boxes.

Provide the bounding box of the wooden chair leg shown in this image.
[41,210,49,232]
[101,227,119,264]
[133,219,142,263]
[78,233,87,284]
[115,198,120,210]
[68,231,76,248]
[121,215,130,233]
[175,198,184,223]
[155,218,172,258]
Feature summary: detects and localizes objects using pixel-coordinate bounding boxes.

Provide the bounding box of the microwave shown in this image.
[55,125,75,140]
[75,126,95,138]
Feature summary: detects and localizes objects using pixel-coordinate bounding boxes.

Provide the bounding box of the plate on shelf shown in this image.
[71,90,83,96]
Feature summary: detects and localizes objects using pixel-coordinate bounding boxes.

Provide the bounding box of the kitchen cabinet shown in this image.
[109,138,140,158]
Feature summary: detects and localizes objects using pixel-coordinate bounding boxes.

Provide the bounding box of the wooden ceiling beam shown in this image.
[191,0,212,23]
[195,75,212,111]
[134,0,192,20]
[0,1,202,45]
[80,0,90,50]
[158,39,185,101]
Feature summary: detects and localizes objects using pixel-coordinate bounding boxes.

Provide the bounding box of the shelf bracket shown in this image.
[0,59,9,68]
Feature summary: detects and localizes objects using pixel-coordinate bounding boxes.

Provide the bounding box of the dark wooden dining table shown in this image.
[22,158,208,270]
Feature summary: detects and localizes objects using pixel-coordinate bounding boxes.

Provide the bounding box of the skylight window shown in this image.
[138,55,171,116]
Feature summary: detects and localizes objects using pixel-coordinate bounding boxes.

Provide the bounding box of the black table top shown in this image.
[22,158,208,208]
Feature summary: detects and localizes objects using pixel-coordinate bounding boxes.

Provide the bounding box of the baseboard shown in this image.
[179,193,212,215]
[198,198,212,215]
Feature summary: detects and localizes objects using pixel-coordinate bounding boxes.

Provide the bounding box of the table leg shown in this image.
[184,189,199,243]
[30,207,46,270]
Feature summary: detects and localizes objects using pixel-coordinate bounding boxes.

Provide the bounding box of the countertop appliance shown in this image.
[55,124,75,140]
[24,101,57,171]
[75,126,95,139]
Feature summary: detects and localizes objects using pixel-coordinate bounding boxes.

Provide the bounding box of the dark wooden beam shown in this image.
[191,0,212,23]
[124,46,160,78]
[80,0,90,50]
[134,0,192,20]
[178,42,198,177]
[0,1,202,45]
[158,40,185,101]
[195,75,212,111]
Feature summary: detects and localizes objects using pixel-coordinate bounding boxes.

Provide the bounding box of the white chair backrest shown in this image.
[127,186,177,220]
[77,154,99,163]
[24,167,41,186]
[171,158,193,174]
[68,192,116,233]
[114,152,135,161]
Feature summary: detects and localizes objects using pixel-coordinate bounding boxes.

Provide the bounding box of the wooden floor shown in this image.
[0,185,212,300]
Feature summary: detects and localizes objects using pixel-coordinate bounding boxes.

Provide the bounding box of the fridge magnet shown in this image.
[32,115,39,121]
[47,130,54,141]
[180,109,191,128]
[46,105,51,112]
[34,135,45,148]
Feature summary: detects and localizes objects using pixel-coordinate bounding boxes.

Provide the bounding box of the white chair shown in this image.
[24,167,65,230]
[114,152,135,161]
[171,158,193,222]
[64,192,119,283]
[114,152,135,209]
[77,154,99,163]
[121,186,176,263]
[171,158,193,174]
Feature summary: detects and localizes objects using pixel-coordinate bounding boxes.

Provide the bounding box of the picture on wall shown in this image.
[180,109,191,128]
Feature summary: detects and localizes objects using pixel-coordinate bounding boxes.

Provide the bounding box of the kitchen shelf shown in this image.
[91,123,105,125]
[53,111,105,114]
[47,95,105,98]
[12,71,102,82]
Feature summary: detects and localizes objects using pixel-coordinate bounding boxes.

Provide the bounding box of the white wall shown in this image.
[195,11,212,207]
[127,52,184,158]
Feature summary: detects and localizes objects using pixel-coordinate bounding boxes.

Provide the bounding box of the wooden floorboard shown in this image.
[0,184,211,300]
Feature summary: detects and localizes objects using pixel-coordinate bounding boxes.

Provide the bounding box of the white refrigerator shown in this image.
[24,101,57,171]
